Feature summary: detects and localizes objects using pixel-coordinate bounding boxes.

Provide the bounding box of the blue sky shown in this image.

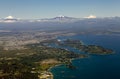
[0,0,119,19]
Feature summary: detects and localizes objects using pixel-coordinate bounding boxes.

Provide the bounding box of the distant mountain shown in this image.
[0,16,120,35]
[51,15,77,20]
[84,15,97,19]
[37,16,79,22]
[0,16,18,23]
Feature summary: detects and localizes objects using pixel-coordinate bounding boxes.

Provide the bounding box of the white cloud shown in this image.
[84,15,97,19]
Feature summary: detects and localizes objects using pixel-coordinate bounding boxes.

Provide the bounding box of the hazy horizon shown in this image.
[0,0,119,19]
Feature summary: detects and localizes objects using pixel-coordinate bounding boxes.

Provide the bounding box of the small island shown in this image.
[63,39,113,55]
[42,39,114,55]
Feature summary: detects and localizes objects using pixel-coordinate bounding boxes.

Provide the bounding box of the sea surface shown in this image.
[50,35,120,79]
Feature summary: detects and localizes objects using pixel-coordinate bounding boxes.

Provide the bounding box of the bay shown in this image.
[50,35,120,79]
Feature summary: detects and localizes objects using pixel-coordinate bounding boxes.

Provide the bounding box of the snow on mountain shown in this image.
[0,16,18,23]
[84,15,97,19]
[37,15,79,22]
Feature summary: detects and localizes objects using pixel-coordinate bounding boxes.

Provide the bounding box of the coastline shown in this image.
[40,63,63,79]
[39,35,114,79]
[48,56,87,79]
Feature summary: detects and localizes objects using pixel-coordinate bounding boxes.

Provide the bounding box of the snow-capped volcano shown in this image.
[39,15,79,22]
[53,15,74,19]
[84,15,97,19]
[5,16,14,19]
[0,16,18,23]
[58,15,65,18]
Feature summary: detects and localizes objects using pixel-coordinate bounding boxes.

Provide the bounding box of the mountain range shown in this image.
[0,16,120,35]
[0,15,119,23]
[0,15,86,23]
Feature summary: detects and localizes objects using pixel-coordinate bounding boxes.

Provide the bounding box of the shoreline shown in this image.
[39,63,63,79]
[47,57,87,79]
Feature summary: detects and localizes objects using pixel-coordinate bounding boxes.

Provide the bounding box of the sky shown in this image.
[0,0,119,19]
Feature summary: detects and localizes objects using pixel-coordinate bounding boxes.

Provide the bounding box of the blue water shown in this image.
[50,35,120,79]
